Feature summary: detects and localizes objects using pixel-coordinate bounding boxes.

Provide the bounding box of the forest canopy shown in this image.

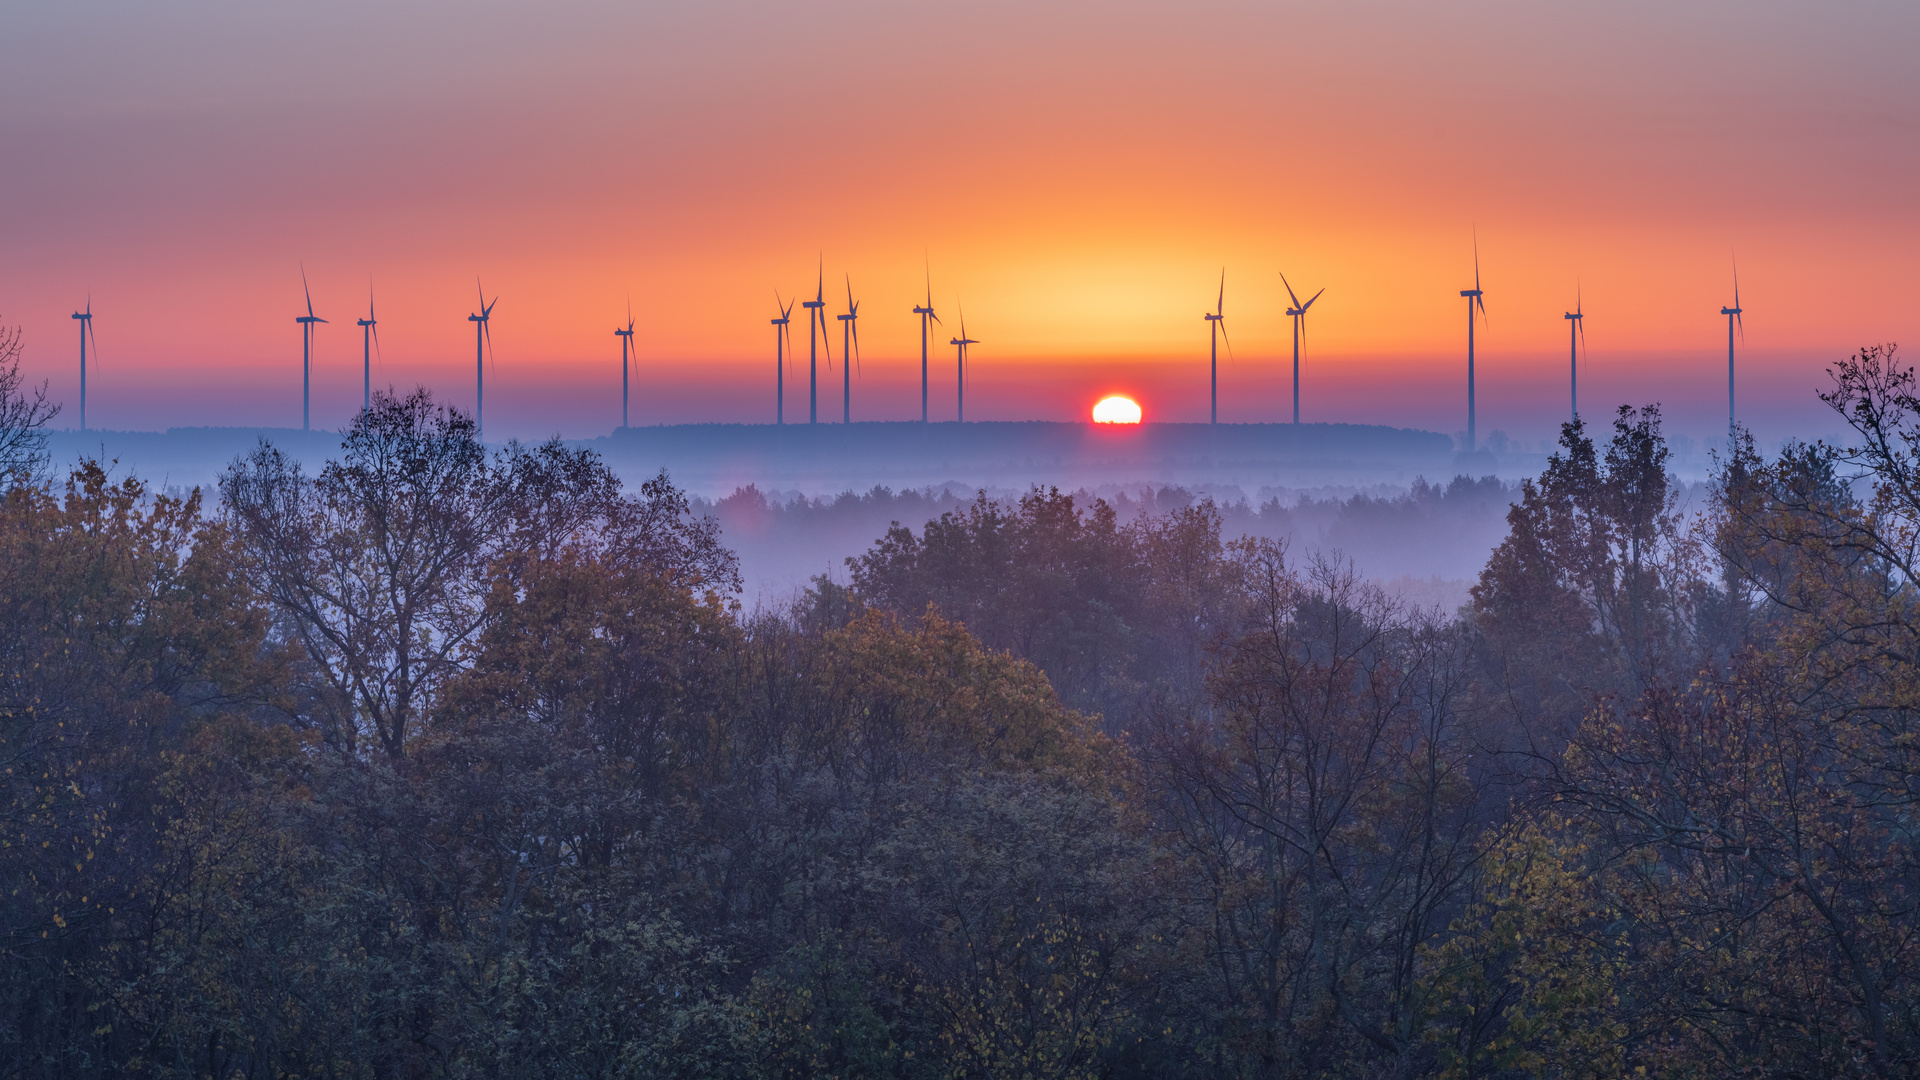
[5,351,1920,1078]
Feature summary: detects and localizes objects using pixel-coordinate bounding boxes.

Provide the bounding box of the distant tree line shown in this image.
[5,349,1920,1077]
[703,470,1522,596]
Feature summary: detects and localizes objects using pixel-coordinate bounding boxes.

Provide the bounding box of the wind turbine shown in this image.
[1459,240,1488,451]
[297,270,327,431]
[949,306,977,422]
[1564,286,1585,424]
[1279,272,1324,425]
[1722,260,1744,440]
[802,259,832,425]
[615,304,635,429]
[356,286,379,413]
[1204,271,1227,424]
[837,275,860,424]
[71,299,97,431]
[468,281,497,439]
[912,263,940,423]
[771,292,794,424]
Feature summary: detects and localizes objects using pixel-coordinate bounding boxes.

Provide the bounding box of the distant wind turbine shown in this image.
[1204,270,1227,425]
[802,259,832,425]
[771,292,794,424]
[71,299,97,431]
[1722,259,1744,440]
[615,304,635,429]
[949,306,977,423]
[1459,240,1488,451]
[468,280,497,439]
[837,275,860,424]
[1564,286,1585,424]
[1279,272,1325,425]
[913,262,941,423]
[297,269,327,431]
[356,286,380,413]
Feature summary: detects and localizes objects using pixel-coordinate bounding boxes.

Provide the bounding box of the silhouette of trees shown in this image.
[17,358,1920,1076]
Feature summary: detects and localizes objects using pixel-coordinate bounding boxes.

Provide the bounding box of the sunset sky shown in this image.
[4,0,1916,446]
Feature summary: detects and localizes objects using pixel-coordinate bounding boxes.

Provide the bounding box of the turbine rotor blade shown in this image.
[1279,271,1302,309]
[1302,287,1325,311]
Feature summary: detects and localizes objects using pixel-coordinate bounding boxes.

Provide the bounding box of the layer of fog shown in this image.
[43,423,1732,616]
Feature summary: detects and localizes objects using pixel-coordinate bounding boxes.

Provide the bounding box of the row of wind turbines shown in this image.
[770,262,975,426]
[1445,244,1745,451]
[54,251,1748,443]
[756,246,1747,448]
[289,272,497,434]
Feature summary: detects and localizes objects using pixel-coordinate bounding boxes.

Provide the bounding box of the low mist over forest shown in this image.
[8,347,1920,1078]
[702,474,1538,612]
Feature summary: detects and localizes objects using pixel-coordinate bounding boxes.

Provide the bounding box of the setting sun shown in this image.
[1091,395,1143,424]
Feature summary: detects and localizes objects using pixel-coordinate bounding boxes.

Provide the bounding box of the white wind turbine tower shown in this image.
[912,263,941,423]
[949,307,978,422]
[1458,240,1487,451]
[615,304,635,429]
[1564,287,1584,424]
[771,293,794,424]
[71,299,98,430]
[837,276,860,423]
[1279,272,1324,425]
[1204,271,1227,425]
[356,286,380,413]
[1721,260,1744,442]
[297,270,327,431]
[802,259,832,425]
[468,281,497,439]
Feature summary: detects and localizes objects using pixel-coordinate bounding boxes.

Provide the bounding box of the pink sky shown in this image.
[3,0,1915,447]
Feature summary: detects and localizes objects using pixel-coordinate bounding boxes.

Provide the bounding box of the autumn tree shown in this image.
[1145,545,1489,1077]
[220,388,734,758]
[1470,405,1702,757]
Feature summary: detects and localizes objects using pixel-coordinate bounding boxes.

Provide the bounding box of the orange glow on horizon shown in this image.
[0,1,1913,448]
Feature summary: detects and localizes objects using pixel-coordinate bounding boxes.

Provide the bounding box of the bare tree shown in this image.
[220,387,736,758]
[0,322,60,483]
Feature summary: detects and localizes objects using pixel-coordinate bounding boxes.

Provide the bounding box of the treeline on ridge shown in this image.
[5,348,1920,1078]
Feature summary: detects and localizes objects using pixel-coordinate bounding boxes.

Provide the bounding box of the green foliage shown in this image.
[1418,820,1625,1080]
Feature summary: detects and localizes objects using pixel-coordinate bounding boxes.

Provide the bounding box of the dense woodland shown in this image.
[5,348,1920,1078]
